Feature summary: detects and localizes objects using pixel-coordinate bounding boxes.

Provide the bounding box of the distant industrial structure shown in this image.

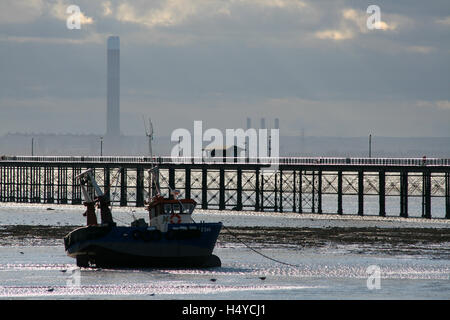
[0,36,141,156]
[1,36,449,158]
[106,36,120,137]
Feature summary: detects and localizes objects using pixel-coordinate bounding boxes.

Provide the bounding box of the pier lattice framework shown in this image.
[0,156,449,219]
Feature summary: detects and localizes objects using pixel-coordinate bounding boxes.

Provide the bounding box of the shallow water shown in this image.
[0,204,448,299]
[0,245,448,299]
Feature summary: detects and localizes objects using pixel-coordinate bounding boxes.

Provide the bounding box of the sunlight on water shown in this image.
[0,204,448,299]
[0,245,448,299]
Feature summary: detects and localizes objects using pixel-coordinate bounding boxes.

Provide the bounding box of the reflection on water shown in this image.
[0,204,448,299]
[0,245,448,299]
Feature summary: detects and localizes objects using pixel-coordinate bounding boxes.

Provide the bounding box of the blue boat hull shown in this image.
[64,222,222,268]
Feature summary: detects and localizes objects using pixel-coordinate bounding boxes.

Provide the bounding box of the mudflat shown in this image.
[1,225,449,258]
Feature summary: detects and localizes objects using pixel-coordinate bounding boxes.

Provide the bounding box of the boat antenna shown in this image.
[143,116,160,199]
[142,115,154,158]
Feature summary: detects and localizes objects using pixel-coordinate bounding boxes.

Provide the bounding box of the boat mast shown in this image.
[144,116,160,199]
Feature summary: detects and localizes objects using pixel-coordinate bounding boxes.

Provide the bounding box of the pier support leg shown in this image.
[379,171,386,217]
[337,171,343,215]
[202,168,208,209]
[168,167,175,199]
[58,166,68,204]
[422,171,431,219]
[311,171,315,213]
[275,171,279,212]
[293,171,297,213]
[445,172,450,219]
[136,167,144,207]
[317,170,322,214]
[255,169,260,211]
[32,167,39,203]
[72,167,81,204]
[358,170,364,216]
[185,168,191,200]
[237,169,242,211]
[9,166,14,202]
[120,167,127,207]
[260,173,264,212]
[400,171,408,218]
[18,167,22,202]
[2,166,6,202]
[44,167,54,204]
[0,166,4,202]
[26,166,30,203]
[104,167,110,201]
[219,169,225,210]
[298,170,303,214]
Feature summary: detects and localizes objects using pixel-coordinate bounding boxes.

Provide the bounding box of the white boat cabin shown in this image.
[147,196,196,232]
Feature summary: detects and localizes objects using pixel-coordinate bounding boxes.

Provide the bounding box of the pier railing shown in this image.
[1,156,450,166]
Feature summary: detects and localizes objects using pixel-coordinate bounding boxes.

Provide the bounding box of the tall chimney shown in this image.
[106,36,120,137]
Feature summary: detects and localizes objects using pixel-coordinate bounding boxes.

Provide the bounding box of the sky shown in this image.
[0,0,449,138]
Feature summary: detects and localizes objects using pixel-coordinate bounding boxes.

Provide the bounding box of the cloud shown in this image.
[436,100,450,110]
[374,21,397,31]
[436,16,450,25]
[406,46,436,54]
[315,29,353,41]
[417,100,450,110]
[115,0,202,28]
[102,1,113,16]
[114,0,315,30]
[0,0,44,24]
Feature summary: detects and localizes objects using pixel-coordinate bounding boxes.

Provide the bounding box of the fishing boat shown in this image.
[63,168,222,268]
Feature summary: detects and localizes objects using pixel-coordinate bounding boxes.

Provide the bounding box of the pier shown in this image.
[1,156,449,219]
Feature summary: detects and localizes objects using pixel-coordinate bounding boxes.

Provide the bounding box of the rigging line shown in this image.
[109,215,130,226]
[221,224,301,268]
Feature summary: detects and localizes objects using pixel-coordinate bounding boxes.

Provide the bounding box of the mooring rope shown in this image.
[221,224,301,268]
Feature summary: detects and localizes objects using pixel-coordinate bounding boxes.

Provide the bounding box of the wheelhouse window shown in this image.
[164,204,172,214]
[181,203,195,214]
